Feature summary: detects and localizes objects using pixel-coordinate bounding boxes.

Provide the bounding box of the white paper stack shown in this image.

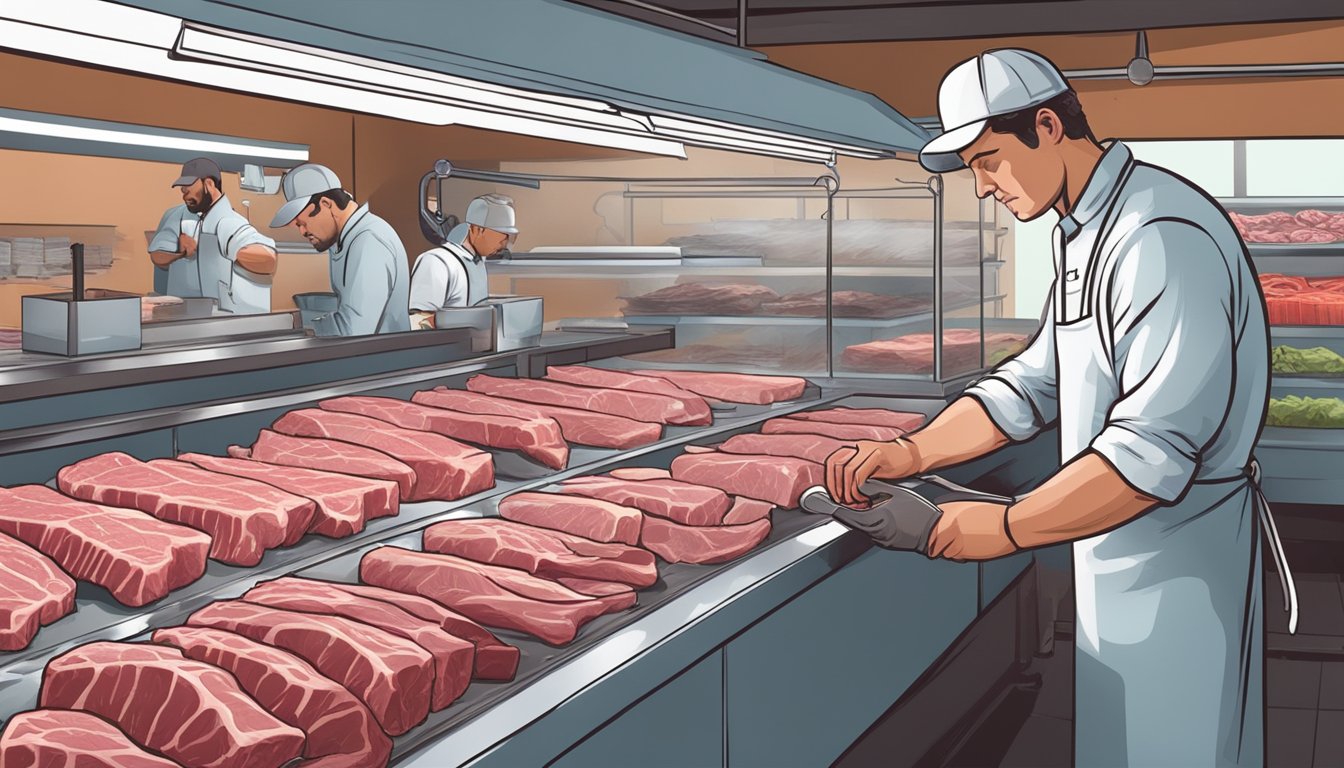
[11,238,43,277]
[42,237,72,276]
[86,244,114,269]
[0,240,12,278]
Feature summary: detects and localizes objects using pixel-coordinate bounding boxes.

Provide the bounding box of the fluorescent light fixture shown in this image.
[0,113,308,161]
[0,0,895,163]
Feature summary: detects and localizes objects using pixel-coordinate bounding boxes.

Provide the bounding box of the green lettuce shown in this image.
[1266,395,1344,428]
[1272,345,1344,375]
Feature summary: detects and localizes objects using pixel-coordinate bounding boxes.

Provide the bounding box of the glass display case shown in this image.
[422,162,1017,381]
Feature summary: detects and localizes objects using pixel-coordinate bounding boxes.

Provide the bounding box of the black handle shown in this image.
[70,243,85,301]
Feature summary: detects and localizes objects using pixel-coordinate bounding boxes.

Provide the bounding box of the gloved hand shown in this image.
[800,484,941,554]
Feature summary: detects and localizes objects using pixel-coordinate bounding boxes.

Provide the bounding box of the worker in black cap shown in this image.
[154,157,277,313]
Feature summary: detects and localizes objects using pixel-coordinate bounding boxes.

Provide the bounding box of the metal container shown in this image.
[21,289,141,356]
[433,305,496,353]
[293,292,340,337]
[487,295,543,351]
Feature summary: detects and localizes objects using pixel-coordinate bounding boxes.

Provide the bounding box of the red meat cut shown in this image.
[0,485,209,608]
[641,516,772,564]
[152,626,391,768]
[320,581,518,681]
[0,710,181,768]
[186,600,432,736]
[841,330,1027,374]
[241,577,473,712]
[467,373,710,426]
[413,387,662,449]
[723,496,773,525]
[0,532,75,651]
[621,282,778,315]
[360,547,635,646]
[557,474,731,526]
[761,418,907,442]
[57,452,315,567]
[718,432,852,465]
[631,369,807,404]
[543,365,712,424]
[499,491,643,546]
[608,467,672,481]
[320,395,569,470]
[272,409,494,502]
[244,430,417,500]
[788,407,926,431]
[670,451,823,509]
[39,641,304,768]
[556,577,637,599]
[423,518,658,587]
[179,453,398,538]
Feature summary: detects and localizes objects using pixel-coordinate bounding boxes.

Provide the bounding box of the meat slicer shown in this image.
[800,476,1016,554]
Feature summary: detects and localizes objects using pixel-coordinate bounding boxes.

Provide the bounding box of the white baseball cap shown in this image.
[271,163,344,227]
[919,49,1070,173]
[464,194,518,235]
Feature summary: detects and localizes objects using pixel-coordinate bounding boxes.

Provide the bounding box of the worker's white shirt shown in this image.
[409,240,488,310]
[327,203,412,336]
[185,195,275,314]
[149,203,195,297]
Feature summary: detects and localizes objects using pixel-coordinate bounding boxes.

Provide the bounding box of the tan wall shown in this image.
[764,19,1344,139]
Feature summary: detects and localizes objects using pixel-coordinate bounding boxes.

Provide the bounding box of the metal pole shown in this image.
[738,0,748,47]
[932,176,944,382]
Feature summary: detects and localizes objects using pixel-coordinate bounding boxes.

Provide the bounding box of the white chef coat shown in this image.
[409,240,488,310]
[327,203,411,336]
[963,141,1279,767]
[149,203,197,298]
[184,195,275,314]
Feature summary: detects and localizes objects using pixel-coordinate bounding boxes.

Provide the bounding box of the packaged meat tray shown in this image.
[620,283,779,315]
[1259,273,1344,326]
[1229,209,1344,244]
[841,329,1028,374]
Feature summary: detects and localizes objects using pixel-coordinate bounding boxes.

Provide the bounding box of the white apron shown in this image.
[1057,164,1296,767]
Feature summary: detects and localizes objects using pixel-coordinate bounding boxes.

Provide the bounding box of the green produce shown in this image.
[1272,345,1344,375]
[1266,395,1344,428]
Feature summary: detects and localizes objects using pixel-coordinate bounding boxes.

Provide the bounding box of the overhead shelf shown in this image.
[490,260,1005,279]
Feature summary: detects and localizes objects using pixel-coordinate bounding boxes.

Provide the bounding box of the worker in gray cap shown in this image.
[408,193,517,328]
[272,163,410,336]
[157,157,277,313]
[825,49,1281,767]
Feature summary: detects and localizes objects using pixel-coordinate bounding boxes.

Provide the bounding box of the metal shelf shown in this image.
[621,295,1003,328]
[1271,325,1344,341]
[1218,197,1344,211]
[1248,243,1344,259]
[491,261,1005,280]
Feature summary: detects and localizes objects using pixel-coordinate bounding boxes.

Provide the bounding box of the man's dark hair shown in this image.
[202,175,222,192]
[986,89,1094,148]
[304,188,354,217]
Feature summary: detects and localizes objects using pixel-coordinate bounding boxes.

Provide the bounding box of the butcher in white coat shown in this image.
[408,194,518,329]
[826,49,1291,767]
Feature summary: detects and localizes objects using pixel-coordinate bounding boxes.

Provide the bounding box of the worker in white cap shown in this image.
[159,157,277,313]
[825,49,1285,767]
[272,163,410,336]
[408,193,518,328]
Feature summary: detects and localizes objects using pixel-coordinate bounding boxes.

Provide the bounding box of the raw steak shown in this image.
[320,395,568,470]
[422,518,658,587]
[242,577,473,712]
[320,581,519,681]
[467,374,710,426]
[840,330,1027,374]
[413,388,662,450]
[499,491,643,546]
[0,532,75,651]
[718,432,853,465]
[723,497,774,525]
[360,548,635,646]
[630,369,807,404]
[0,710,181,768]
[152,626,391,768]
[39,642,304,768]
[543,366,712,425]
[621,282,778,315]
[0,485,209,608]
[761,418,907,442]
[179,453,398,538]
[57,453,315,567]
[272,409,494,502]
[670,451,823,509]
[760,290,934,319]
[641,516,772,564]
[557,475,731,526]
[246,430,417,500]
[608,467,672,481]
[187,600,432,736]
[788,407,927,431]
[557,577,637,599]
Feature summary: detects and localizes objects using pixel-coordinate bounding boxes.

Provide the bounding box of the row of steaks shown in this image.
[1,390,925,767]
[0,367,805,654]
